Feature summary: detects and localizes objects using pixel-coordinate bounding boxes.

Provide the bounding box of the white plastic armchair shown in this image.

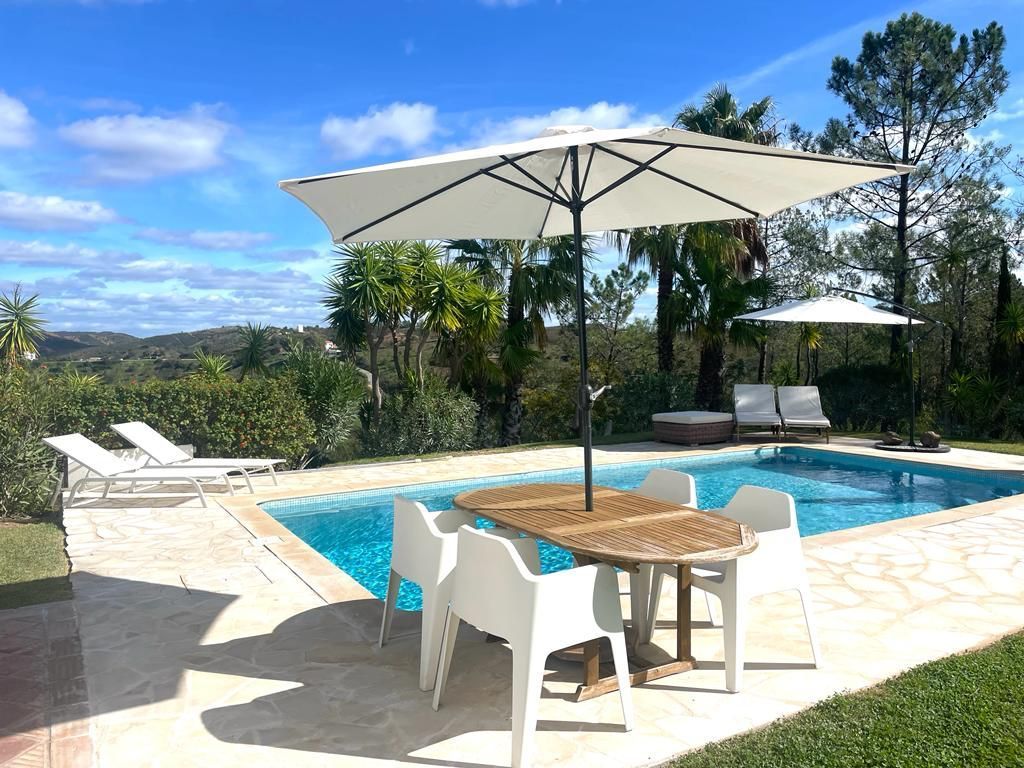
[379,496,538,692]
[433,526,633,768]
[631,469,697,644]
[646,485,820,692]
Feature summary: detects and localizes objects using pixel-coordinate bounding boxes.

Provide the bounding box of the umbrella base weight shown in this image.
[874,442,951,454]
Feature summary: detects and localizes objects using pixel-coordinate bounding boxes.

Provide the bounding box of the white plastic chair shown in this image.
[379,496,537,692]
[630,469,697,644]
[646,485,820,692]
[433,526,634,768]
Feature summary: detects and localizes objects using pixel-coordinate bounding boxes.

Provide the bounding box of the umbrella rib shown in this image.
[615,137,908,172]
[482,170,570,207]
[500,156,570,206]
[593,144,761,218]
[581,146,676,208]
[537,150,570,238]
[340,150,544,241]
[579,146,596,197]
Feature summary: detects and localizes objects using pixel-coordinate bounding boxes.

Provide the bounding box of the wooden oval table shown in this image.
[454,482,758,701]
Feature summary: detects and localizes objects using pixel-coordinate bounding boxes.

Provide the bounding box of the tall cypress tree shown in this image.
[991,245,1013,378]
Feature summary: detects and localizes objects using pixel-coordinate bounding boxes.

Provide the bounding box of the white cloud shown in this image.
[465,101,663,147]
[135,227,274,251]
[0,91,34,148]
[0,239,105,266]
[321,102,438,160]
[0,191,118,232]
[79,96,141,113]
[991,98,1024,123]
[58,106,230,182]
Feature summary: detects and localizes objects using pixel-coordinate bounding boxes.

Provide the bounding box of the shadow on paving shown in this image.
[188,598,637,768]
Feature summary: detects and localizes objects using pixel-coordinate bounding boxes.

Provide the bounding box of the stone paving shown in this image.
[8,439,1024,768]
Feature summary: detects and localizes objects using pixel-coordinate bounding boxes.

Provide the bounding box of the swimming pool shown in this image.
[262,447,1023,610]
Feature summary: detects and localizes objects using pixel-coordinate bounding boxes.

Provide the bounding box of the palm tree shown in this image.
[995,301,1024,384]
[448,237,582,445]
[677,228,771,410]
[608,226,686,373]
[0,286,46,367]
[323,242,409,417]
[797,323,824,384]
[235,322,273,379]
[193,349,231,379]
[675,84,776,273]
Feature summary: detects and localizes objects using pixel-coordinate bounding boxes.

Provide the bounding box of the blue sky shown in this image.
[1,0,1023,335]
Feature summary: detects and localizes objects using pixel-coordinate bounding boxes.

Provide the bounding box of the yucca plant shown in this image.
[0,286,46,368]
[193,349,231,379]
[235,322,273,379]
[59,366,102,388]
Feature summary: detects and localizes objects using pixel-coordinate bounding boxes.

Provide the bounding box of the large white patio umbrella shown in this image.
[735,294,927,447]
[280,125,912,508]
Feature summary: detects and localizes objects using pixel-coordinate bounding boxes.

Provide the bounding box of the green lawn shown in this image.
[674,631,1024,768]
[945,438,1024,456]
[0,514,72,610]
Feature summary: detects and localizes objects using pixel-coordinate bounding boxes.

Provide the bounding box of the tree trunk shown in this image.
[390,323,403,380]
[501,302,526,446]
[415,329,430,388]
[890,150,911,364]
[991,245,1012,379]
[694,341,725,411]
[655,256,674,373]
[756,340,768,384]
[366,323,383,420]
[795,341,801,382]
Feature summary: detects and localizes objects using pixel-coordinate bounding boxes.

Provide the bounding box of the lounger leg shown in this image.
[66,478,88,508]
[237,469,254,494]
[223,475,236,496]
[268,464,279,486]
[191,480,209,508]
[101,480,112,498]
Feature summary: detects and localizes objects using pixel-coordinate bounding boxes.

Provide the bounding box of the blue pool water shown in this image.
[262,447,1023,610]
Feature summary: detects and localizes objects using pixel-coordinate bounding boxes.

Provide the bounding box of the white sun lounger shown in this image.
[733,384,781,440]
[778,386,832,442]
[111,421,283,485]
[43,433,253,508]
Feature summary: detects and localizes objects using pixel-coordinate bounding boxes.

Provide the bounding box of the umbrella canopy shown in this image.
[280,125,912,243]
[280,124,912,508]
[736,296,923,326]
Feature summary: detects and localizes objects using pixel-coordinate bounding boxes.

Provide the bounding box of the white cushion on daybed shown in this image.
[652,411,733,425]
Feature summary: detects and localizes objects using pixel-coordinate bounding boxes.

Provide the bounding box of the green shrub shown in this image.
[363,378,478,456]
[521,385,577,442]
[817,364,907,432]
[51,376,315,468]
[607,371,696,433]
[284,346,367,466]
[0,368,58,518]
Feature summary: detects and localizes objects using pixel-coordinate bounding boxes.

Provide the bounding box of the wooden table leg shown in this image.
[582,639,600,687]
[677,563,693,662]
[574,562,698,702]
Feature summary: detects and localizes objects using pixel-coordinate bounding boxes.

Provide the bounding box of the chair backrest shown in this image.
[720,485,797,533]
[451,526,537,642]
[111,421,190,465]
[636,468,696,507]
[734,384,777,414]
[42,433,134,477]
[391,496,473,586]
[777,386,825,420]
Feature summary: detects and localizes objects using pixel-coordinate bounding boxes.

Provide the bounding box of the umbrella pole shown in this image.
[907,315,916,447]
[569,146,594,511]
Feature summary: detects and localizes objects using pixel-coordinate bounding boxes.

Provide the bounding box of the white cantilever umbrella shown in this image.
[736,294,927,446]
[735,295,923,326]
[280,124,912,509]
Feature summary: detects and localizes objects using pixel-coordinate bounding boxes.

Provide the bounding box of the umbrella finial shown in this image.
[535,125,596,138]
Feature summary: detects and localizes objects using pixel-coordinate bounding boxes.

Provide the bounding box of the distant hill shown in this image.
[38,325,333,362]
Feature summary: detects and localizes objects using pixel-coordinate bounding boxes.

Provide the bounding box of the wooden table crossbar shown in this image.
[454,482,757,700]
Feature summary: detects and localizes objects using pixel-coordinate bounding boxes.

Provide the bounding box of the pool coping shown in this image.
[217,438,1024,607]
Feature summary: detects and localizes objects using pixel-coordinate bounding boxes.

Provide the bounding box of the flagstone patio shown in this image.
[5,439,1024,768]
